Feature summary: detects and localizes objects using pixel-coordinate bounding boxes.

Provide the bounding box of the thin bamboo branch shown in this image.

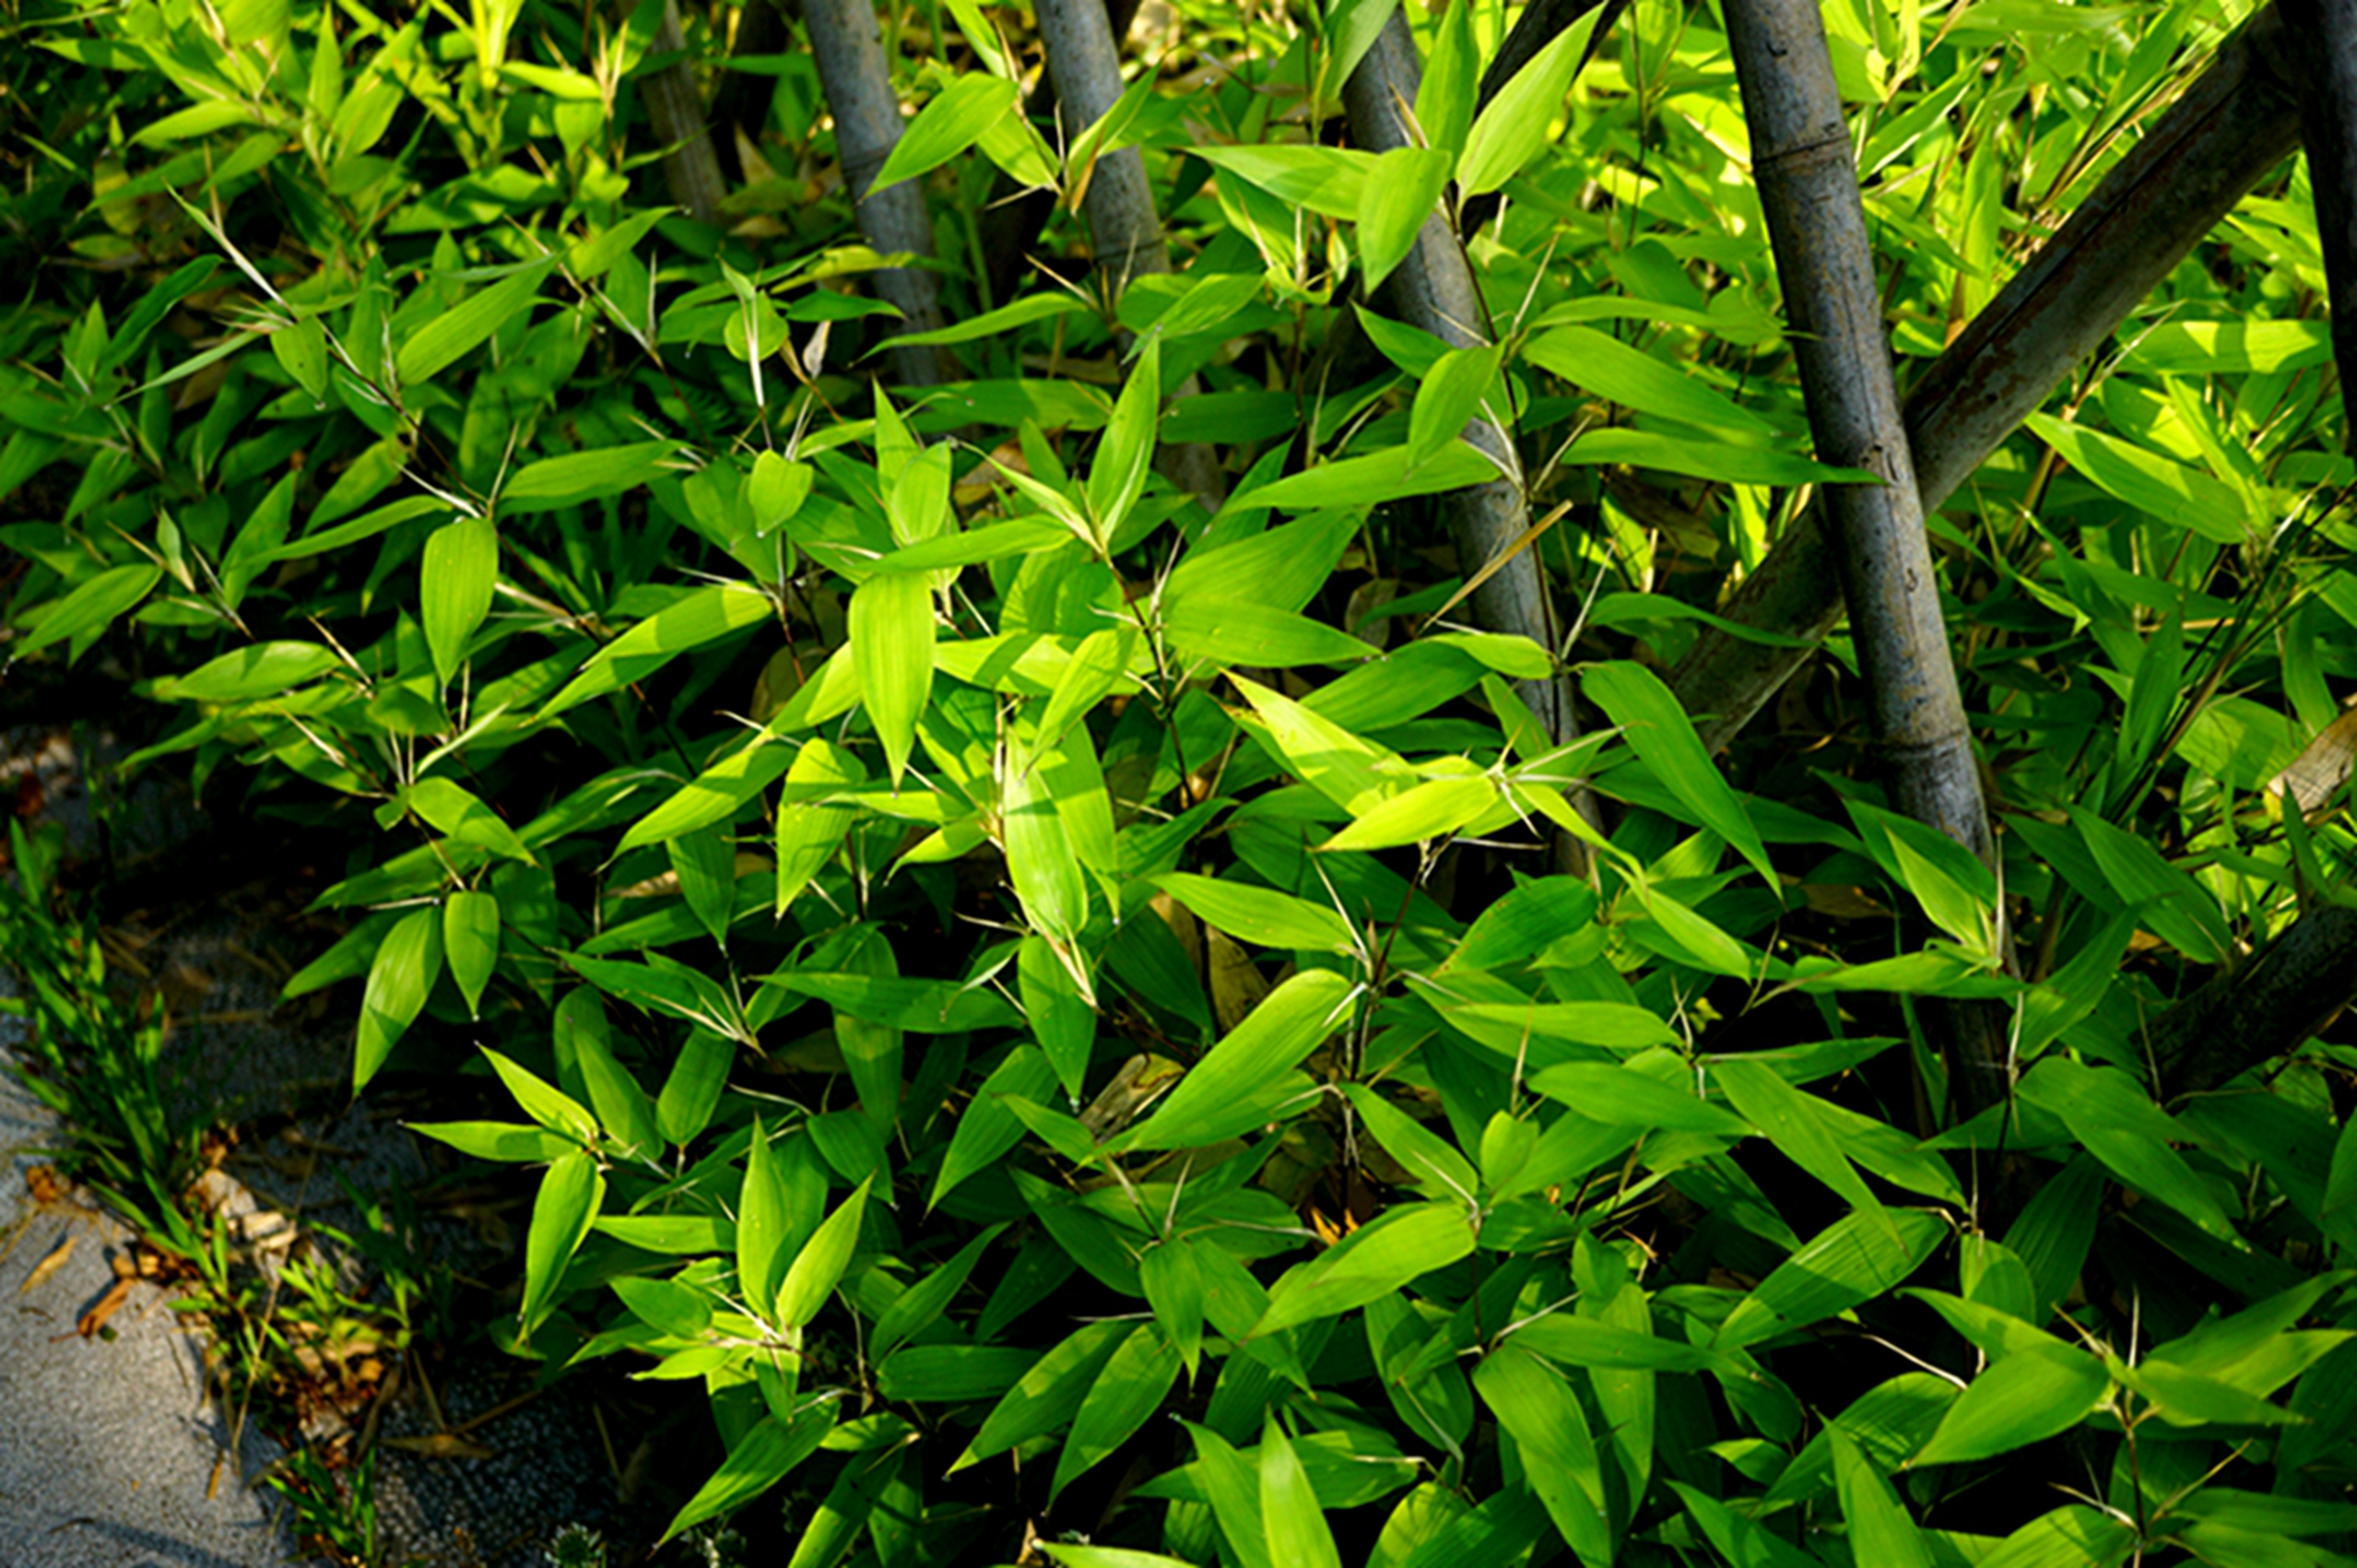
[1034,0,1227,508]
[1670,5,2303,753]
[1344,12,1597,850]
[640,0,729,230]
[1725,0,2011,1121]
[2156,899,2357,1097]
[800,0,955,388]
[2284,0,2357,421]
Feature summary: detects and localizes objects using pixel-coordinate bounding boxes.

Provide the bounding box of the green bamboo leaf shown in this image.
[558,991,659,1157]
[830,929,906,1129]
[15,562,161,663]
[878,292,1091,352]
[1052,1323,1182,1503]
[955,1320,1131,1470]
[394,256,556,386]
[593,1213,733,1253]
[1586,661,1772,884]
[1254,1201,1477,1337]
[1358,147,1453,295]
[1120,968,1355,1153]
[1260,1416,1343,1568]
[271,314,327,400]
[667,827,739,953]
[776,1176,870,1329]
[1528,1063,1751,1137]
[1831,1428,1934,1568]
[481,1047,599,1146]
[1195,143,1376,218]
[1459,7,1604,195]
[868,74,1021,196]
[1321,773,1500,851]
[354,907,443,1091]
[851,569,933,786]
[2027,412,2246,541]
[540,583,774,721]
[1524,326,1781,440]
[1038,1548,1203,1568]
[655,1028,733,1147]
[1473,1345,1612,1564]
[661,1403,835,1542]
[932,1044,1061,1209]
[442,889,500,1018]
[1019,934,1096,1098]
[520,1148,602,1333]
[1342,1084,1478,1205]
[1408,344,1505,471]
[500,441,678,514]
[876,1344,1038,1402]
[1514,1312,1740,1374]
[1564,428,1877,485]
[738,1118,791,1318]
[1164,510,1361,618]
[1240,440,1497,512]
[1715,1060,1889,1235]
[1452,1001,1681,1052]
[1004,731,1088,942]
[1229,673,1417,813]
[404,776,533,861]
[1088,335,1160,545]
[1912,1344,2110,1467]
[2017,1060,2238,1242]
[611,1275,710,1339]
[1154,873,1356,953]
[152,641,342,702]
[872,1225,1004,1360]
[774,737,863,915]
[1415,0,1478,159]
[1717,1209,1947,1350]
[406,1121,576,1164]
[1166,599,1377,670]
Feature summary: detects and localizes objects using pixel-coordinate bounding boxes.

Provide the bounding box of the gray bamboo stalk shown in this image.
[978,0,1145,309]
[1670,4,2303,753]
[1344,12,1596,846]
[640,0,728,229]
[2284,0,2357,420]
[800,0,955,388]
[1724,0,2009,1119]
[2157,898,2357,1097]
[1033,0,1227,508]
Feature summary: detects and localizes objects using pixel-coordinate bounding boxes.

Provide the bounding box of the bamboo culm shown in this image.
[1724,0,2009,1120]
[1343,12,1599,850]
[1670,5,2303,753]
[800,0,954,388]
[640,0,728,231]
[1033,0,1227,509]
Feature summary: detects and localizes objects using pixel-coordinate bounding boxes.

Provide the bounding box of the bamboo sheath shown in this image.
[1669,5,2304,753]
[800,0,955,388]
[1723,0,2010,1119]
[1343,14,1586,766]
[1033,0,1227,508]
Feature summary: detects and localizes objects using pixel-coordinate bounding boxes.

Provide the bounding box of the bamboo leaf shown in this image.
[869,75,1021,196]
[354,907,443,1091]
[394,257,556,386]
[851,570,933,786]
[540,583,774,721]
[1459,8,1604,196]
[1254,1202,1477,1337]
[1119,968,1355,1153]
[1586,661,1772,884]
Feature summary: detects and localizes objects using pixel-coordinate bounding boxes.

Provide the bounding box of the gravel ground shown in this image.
[0,725,650,1567]
[0,1065,305,1568]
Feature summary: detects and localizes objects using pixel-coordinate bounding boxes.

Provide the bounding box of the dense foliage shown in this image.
[5,0,2357,1563]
